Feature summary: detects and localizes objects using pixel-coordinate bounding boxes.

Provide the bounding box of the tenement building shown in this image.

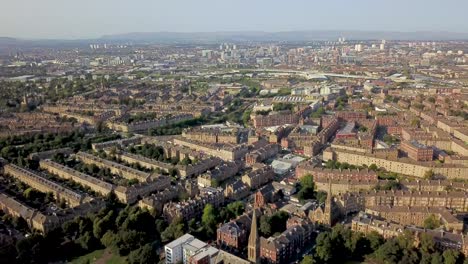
[352,212,468,255]
[173,137,249,161]
[39,159,114,196]
[400,140,434,161]
[323,147,468,178]
[252,110,300,128]
[0,192,103,233]
[4,164,92,207]
[241,164,275,190]
[295,163,378,181]
[163,187,224,222]
[75,151,151,182]
[259,217,313,264]
[337,190,468,217]
[364,205,463,232]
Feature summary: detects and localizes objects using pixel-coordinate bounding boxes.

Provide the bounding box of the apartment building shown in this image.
[113,175,171,204]
[252,110,300,128]
[352,212,468,255]
[400,140,434,161]
[173,138,249,161]
[224,180,250,200]
[107,114,193,133]
[163,187,224,222]
[182,127,248,144]
[138,185,182,214]
[337,190,468,216]
[216,209,261,251]
[295,163,378,181]
[335,111,367,121]
[75,151,150,182]
[0,192,102,233]
[245,144,280,165]
[197,161,242,187]
[324,147,468,179]
[91,136,142,151]
[241,165,275,189]
[165,234,195,264]
[259,217,313,264]
[4,164,91,207]
[39,159,114,196]
[365,206,463,232]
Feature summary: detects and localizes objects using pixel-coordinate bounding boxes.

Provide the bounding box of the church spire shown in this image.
[248,210,260,264]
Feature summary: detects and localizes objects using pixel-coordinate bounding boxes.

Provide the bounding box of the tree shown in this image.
[372,239,402,264]
[298,174,316,201]
[122,208,156,237]
[155,219,168,234]
[211,179,220,187]
[367,231,384,251]
[358,126,368,133]
[161,218,185,243]
[443,249,460,264]
[316,191,327,204]
[273,103,294,111]
[310,107,326,118]
[76,231,98,251]
[419,233,435,254]
[242,109,252,126]
[93,210,115,238]
[259,215,271,237]
[430,252,443,264]
[202,204,218,237]
[315,232,333,263]
[400,248,420,264]
[188,219,198,233]
[269,211,289,235]
[23,187,36,200]
[350,232,372,260]
[369,164,378,171]
[423,214,441,229]
[383,181,401,190]
[180,157,192,165]
[396,230,414,251]
[226,201,245,218]
[105,191,120,209]
[116,230,147,255]
[424,170,435,180]
[301,255,315,264]
[128,244,157,264]
[101,231,118,250]
[411,119,421,127]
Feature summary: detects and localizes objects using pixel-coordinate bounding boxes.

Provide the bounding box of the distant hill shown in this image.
[1,30,468,49]
[0,37,19,44]
[100,30,468,43]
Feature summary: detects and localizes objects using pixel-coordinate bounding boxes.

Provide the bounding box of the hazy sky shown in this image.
[2,0,468,39]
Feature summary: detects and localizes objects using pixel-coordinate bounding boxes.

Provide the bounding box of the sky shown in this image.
[1,0,468,39]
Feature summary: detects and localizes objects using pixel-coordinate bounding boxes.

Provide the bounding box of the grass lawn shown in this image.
[71,248,127,264]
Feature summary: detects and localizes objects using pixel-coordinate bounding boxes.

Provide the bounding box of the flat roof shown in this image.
[165,233,194,249]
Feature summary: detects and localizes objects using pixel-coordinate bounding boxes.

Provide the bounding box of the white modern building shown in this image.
[165,234,195,264]
[182,238,207,264]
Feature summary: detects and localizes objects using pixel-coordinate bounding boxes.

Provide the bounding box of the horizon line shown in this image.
[3,29,468,41]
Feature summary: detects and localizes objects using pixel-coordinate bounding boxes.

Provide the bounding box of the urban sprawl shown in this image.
[0,39,468,264]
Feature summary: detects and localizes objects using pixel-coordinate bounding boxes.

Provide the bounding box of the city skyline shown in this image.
[1,2,468,263]
[2,0,468,39]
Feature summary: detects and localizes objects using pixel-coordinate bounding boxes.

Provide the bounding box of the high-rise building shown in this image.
[355,44,363,52]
